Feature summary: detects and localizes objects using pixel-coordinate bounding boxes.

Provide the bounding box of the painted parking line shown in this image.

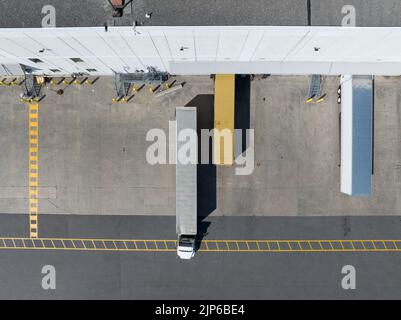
[197,239,401,252]
[0,238,176,251]
[28,103,39,238]
[0,238,401,253]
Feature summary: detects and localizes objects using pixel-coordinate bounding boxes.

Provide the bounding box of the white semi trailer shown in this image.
[340,75,373,196]
[176,107,197,259]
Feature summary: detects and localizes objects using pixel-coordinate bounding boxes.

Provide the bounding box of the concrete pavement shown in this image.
[2,75,401,216]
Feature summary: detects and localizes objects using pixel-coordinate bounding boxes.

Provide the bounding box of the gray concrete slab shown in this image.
[0,75,400,216]
[216,76,401,216]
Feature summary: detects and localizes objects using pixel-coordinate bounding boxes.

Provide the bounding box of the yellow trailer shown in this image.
[214,74,235,165]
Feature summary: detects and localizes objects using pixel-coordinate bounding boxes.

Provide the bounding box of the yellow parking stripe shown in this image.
[28,103,39,238]
[0,238,399,253]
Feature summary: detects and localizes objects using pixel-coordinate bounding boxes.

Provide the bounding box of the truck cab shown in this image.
[177,235,196,260]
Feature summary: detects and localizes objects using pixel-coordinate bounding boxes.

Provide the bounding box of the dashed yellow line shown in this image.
[28,103,39,238]
[0,238,400,253]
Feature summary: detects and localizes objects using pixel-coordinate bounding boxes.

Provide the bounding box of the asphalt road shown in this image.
[2,249,401,299]
[4,213,401,239]
[1,214,401,299]
[1,0,401,28]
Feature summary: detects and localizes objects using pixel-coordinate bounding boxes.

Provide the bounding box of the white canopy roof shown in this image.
[1,26,401,75]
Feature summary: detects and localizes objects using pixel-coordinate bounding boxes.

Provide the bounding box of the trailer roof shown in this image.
[176,107,197,236]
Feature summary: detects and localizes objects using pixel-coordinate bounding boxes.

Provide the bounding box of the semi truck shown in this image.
[175,107,197,260]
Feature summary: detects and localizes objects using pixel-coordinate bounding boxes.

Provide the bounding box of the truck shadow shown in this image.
[195,220,211,251]
[185,94,217,220]
[184,77,251,250]
[234,75,251,157]
[185,94,216,251]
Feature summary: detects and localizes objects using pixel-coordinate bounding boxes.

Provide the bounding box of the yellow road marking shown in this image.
[28,103,39,238]
[0,238,398,253]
